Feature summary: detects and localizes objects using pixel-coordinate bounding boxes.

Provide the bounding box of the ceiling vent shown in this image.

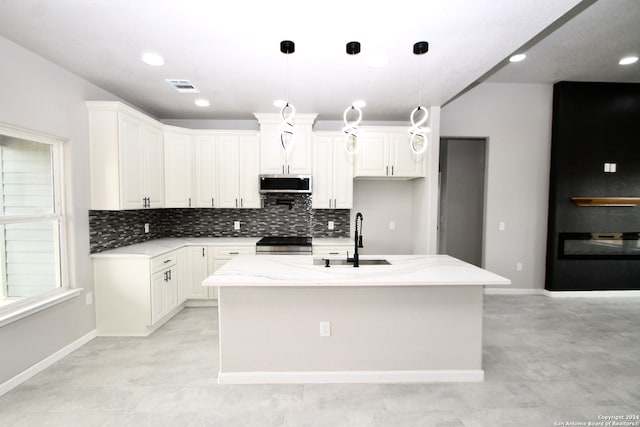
[165,79,198,93]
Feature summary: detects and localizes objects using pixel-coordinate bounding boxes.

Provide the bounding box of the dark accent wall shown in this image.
[546,81,640,291]
[89,194,350,253]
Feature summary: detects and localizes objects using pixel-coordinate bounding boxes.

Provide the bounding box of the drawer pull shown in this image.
[329,252,339,255]
[229,252,239,255]
[163,259,171,264]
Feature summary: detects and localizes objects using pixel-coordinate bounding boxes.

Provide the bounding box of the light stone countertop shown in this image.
[90,237,353,258]
[203,254,511,287]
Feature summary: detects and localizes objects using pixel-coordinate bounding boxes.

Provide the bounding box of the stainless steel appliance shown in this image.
[256,236,313,255]
[259,175,312,194]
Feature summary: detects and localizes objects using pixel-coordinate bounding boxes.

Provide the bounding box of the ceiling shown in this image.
[0,0,638,121]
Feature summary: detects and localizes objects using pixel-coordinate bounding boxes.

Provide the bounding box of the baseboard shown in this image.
[185,299,218,307]
[544,290,640,298]
[218,369,484,384]
[0,329,96,396]
[484,287,545,296]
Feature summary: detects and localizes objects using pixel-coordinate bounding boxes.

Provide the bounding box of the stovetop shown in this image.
[256,236,312,246]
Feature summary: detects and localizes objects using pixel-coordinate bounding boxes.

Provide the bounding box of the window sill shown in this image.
[0,289,83,328]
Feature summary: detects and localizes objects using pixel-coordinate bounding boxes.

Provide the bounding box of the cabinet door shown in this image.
[390,133,425,177]
[332,139,354,208]
[165,266,178,313]
[144,124,165,208]
[259,124,285,174]
[150,270,166,324]
[164,130,193,207]
[354,132,389,177]
[194,134,217,207]
[187,246,210,299]
[118,113,145,209]
[312,136,333,209]
[286,125,312,175]
[216,136,241,208]
[238,134,261,208]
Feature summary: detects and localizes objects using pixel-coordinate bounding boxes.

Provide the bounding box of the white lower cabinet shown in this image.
[207,246,255,300]
[94,251,183,336]
[186,246,213,301]
[186,245,256,303]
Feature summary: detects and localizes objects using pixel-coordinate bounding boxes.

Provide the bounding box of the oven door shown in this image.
[256,245,313,255]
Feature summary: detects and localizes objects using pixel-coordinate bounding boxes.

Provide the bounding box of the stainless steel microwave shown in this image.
[259,174,312,194]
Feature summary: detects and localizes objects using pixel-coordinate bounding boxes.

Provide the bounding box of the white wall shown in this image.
[352,180,414,255]
[441,83,553,290]
[0,35,120,384]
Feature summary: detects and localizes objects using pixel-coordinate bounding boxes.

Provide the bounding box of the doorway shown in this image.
[438,138,487,267]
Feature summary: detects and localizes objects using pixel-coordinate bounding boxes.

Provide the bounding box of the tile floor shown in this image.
[1,295,639,427]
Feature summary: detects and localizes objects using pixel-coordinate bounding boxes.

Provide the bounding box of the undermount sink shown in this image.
[313,258,391,266]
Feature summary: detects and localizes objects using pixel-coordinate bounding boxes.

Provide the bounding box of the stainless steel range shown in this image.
[256,236,313,255]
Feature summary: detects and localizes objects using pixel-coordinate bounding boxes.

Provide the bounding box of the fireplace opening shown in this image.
[559,232,640,259]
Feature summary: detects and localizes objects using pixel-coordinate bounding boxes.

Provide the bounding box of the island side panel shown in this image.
[218,285,483,377]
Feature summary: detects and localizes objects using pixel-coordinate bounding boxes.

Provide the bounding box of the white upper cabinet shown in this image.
[312,133,354,209]
[354,127,426,178]
[254,113,317,175]
[163,128,193,208]
[216,133,261,208]
[87,101,164,210]
[193,134,218,208]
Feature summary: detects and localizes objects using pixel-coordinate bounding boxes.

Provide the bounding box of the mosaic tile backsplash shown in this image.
[89,194,350,253]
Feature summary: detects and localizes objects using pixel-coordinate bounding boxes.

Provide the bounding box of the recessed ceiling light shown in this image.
[273,99,286,108]
[367,52,389,68]
[509,53,526,63]
[619,56,638,65]
[195,99,210,107]
[353,100,367,108]
[141,52,164,66]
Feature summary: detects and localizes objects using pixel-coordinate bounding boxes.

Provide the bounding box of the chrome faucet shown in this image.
[347,212,364,267]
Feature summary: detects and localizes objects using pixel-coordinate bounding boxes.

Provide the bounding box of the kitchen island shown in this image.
[203,254,510,384]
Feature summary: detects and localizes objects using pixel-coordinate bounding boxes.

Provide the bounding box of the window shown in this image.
[0,124,67,314]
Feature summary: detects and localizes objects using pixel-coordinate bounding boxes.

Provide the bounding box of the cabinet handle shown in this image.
[163,259,171,264]
[212,198,214,207]
[235,198,238,208]
[202,248,205,257]
[188,197,191,207]
[329,252,339,255]
[282,165,285,174]
[240,198,243,208]
[329,198,332,208]
[229,252,239,255]
[287,165,290,174]
[164,271,168,282]
[334,199,337,208]
[386,166,389,176]
[391,165,394,176]
[168,269,172,280]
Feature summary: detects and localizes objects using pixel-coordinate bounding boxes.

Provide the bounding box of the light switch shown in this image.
[234,221,241,230]
[389,221,396,230]
[328,221,335,230]
[499,222,505,231]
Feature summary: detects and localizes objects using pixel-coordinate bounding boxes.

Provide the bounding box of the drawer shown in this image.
[151,251,177,273]
[211,246,255,259]
[313,246,351,256]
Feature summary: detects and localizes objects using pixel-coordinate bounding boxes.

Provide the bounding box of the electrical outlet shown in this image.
[516,262,523,271]
[85,292,93,305]
[389,221,396,230]
[144,223,150,233]
[499,222,506,231]
[328,221,335,230]
[234,221,240,230]
[319,321,331,337]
